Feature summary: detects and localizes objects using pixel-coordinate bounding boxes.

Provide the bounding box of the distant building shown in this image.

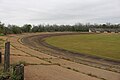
[89,28,120,33]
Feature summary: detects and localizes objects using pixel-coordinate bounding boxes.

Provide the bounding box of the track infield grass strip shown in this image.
[45,33,120,60]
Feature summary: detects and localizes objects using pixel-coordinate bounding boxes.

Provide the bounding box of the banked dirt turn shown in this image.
[20,32,120,80]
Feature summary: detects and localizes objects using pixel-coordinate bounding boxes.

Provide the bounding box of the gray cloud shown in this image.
[0,0,120,25]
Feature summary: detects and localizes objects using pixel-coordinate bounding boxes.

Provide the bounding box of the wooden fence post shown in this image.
[13,64,24,80]
[4,42,10,72]
[0,52,2,63]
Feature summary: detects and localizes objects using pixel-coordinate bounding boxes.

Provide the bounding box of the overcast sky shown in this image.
[0,0,120,25]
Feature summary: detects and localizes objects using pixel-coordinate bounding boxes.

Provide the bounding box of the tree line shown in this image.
[0,21,120,35]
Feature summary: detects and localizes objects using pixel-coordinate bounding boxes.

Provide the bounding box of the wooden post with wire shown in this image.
[0,52,2,64]
[13,64,24,80]
[4,42,10,72]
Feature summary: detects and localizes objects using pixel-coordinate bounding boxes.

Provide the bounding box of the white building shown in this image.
[89,28,120,33]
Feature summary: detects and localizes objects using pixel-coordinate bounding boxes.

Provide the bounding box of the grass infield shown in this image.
[45,33,120,60]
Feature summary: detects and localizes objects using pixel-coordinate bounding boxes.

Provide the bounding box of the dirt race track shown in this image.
[1,32,120,80]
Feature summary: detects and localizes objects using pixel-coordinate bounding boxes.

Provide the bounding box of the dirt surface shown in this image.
[22,32,120,73]
[25,65,100,80]
[0,32,120,80]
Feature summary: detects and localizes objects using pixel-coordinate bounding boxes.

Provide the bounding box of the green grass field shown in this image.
[45,33,120,60]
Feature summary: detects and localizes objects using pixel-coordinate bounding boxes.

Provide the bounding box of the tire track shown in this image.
[21,32,120,73]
